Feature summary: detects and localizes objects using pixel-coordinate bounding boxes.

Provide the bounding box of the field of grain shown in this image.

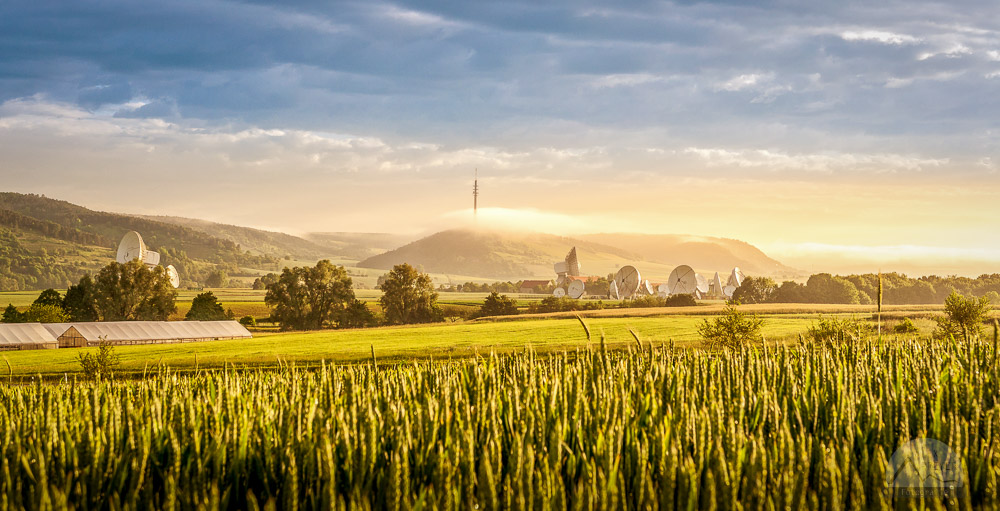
[2,338,996,509]
[0,314,822,376]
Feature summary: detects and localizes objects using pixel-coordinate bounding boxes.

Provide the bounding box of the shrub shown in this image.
[934,291,991,341]
[697,305,764,349]
[474,292,519,318]
[239,315,257,328]
[623,294,698,308]
[77,341,120,379]
[807,316,875,343]
[893,317,919,334]
[528,296,604,314]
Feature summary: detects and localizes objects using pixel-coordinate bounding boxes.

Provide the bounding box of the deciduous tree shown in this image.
[264,260,356,330]
[378,263,442,325]
[93,260,177,321]
[186,291,227,321]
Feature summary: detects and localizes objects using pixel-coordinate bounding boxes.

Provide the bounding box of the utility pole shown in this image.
[473,168,479,219]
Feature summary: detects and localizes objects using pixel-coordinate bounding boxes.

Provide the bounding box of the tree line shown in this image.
[733,272,1000,305]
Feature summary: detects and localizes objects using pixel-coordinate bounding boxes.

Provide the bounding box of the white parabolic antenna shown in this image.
[568,280,585,299]
[723,285,737,298]
[553,287,566,298]
[613,265,641,299]
[657,283,670,295]
[116,231,160,266]
[609,280,620,300]
[727,267,745,288]
[667,265,698,295]
[166,265,180,289]
[712,272,724,296]
[643,280,654,295]
[695,274,709,294]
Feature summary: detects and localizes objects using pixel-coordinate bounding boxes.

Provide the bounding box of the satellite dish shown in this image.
[723,285,737,298]
[712,272,724,297]
[565,247,581,276]
[116,231,161,266]
[613,265,641,299]
[727,267,745,288]
[642,280,654,295]
[667,265,698,295]
[568,280,585,299]
[166,265,180,289]
[553,287,566,298]
[609,280,619,300]
[657,283,670,295]
[116,231,146,263]
[695,274,709,293]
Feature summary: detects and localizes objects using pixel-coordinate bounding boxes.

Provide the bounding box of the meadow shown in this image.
[2,338,996,509]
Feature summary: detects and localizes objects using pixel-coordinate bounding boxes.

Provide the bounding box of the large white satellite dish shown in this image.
[166,265,180,289]
[723,285,737,298]
[567,280,585,299]
[553,287,566,298]
[613,265,641,299]
[667,265,698,295]
[116,231,161,266]
[727,267,745,288]
[711,272,724,297]
[609,280,619,300]
[695,274,709,294]
[657,283,670,295]
[642,280,654,295]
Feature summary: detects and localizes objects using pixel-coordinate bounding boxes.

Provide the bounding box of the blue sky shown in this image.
[1,0,999,273]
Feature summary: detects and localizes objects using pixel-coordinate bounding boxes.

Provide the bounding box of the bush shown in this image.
[186,291,227,321]
[474,292,519,318]
[528,296,604,314]
[622,294,698,308]
[934,291,991,341]
[77,342,120,379]
[893,317,919,334]
[239,315,257,328]
[697,305,764,349]
[339,300,380,328]
[807,316,875,343]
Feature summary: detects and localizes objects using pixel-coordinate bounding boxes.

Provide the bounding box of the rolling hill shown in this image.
[357,229,800,280]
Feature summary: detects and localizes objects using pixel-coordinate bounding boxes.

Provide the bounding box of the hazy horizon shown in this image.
[2,1,998,277]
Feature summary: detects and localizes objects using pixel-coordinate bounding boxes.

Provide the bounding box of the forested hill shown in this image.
[0,193,283,291]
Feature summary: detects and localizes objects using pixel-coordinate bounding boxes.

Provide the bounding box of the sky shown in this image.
[1,0,998,275]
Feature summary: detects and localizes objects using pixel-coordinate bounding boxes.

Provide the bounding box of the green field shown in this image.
[0,310,928,377]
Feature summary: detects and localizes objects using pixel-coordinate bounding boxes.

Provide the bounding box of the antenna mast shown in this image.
[473,168,479,218]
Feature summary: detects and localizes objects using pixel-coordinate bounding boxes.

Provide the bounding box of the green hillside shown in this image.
[0,193,283,290]
[139,215,335,260]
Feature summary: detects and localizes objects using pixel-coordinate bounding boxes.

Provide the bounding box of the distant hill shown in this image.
[139,215,335,260]
[0,193,281,290]
[306,232,416,260]
[357,229,799,280]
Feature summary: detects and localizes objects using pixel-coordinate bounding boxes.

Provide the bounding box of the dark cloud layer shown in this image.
[1,0,998,160]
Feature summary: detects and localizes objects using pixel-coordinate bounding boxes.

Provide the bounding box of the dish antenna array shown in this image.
[116,231,180,289]
[567,279,585,299]
[613,265,641,299]
[666,265,698,295]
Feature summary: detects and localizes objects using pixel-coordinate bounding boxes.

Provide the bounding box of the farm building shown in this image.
[41,321,252,348]
[0,323,60,350]
[519,280,551,293]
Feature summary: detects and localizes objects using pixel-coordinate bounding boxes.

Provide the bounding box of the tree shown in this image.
[803,274,860,304]
[23,303,69,323]
[378,263,442,325]
[252,273,278,291]
[63,274,99,321]
[697,304,765,349]
[205,270,228,288]
[934,291,991,341]
[264,260,356,330]
[2,304,24,323]
[475,291,518,318]
[77,342,120,379]
[338,299,379,329]
[93,260,178,321]
[33,288,63,307]
[239,315,257,328]
[186,291,227,321]
[732,276,777,304]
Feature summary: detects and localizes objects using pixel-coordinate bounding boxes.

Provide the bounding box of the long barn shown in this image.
[0,323,60,350]
[41,321,252,348]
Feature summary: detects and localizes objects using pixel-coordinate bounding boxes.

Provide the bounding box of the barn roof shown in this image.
[41,321,252,342]
[0,323,60,348]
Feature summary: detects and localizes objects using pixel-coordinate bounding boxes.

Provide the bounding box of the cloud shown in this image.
[840,30,920,45]
[683,146,948,173]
